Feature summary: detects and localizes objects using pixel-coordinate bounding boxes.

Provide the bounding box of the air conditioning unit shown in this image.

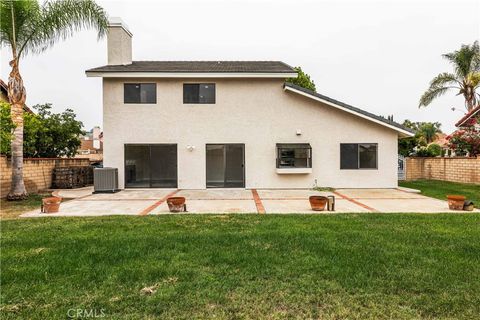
[94,167,120,193]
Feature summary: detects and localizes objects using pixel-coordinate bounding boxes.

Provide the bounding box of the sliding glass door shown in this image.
[206,144,245,188]
[125,144,177,188]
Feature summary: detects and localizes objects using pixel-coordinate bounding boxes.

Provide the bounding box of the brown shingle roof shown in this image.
[86,61,295,73]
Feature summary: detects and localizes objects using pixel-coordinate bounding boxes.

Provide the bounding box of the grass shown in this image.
[0,193,50,219]
[1,214,480,319]
[399,179,480,208]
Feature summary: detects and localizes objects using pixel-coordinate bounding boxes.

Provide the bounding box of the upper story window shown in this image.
[276,143,312,168]
[183,83,216,104]
[124,83,156,104]
[340,143,378,169]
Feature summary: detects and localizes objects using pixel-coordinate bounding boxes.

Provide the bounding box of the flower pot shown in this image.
[41,196,62,213]
[447,195,466,210]
[166,197,186,213]
[309,196,328,211]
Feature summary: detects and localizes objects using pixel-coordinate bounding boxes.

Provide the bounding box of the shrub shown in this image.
[446,127,480,156]
[427,143,442,157]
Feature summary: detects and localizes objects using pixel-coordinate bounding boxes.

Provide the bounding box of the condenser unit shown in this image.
[93,167,120,193]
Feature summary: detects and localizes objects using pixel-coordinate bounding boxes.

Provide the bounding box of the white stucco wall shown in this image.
[102,78,399,189]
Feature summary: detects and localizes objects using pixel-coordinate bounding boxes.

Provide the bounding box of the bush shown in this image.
[446,127,480,156]
[427,143,442,156]
[0,102,15,155]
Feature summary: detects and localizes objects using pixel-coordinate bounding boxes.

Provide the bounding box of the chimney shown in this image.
[107,17,132,65]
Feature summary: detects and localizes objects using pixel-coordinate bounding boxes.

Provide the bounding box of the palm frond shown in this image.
[0,0,41,51]
[429,72,461,88]
[442,40,480,78]
[18,0,108,57]
[419,86,451,107]
[468,71,480,88]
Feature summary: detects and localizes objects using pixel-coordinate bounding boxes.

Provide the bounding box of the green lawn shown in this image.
[399,179,480,208]
[1,214,480,319]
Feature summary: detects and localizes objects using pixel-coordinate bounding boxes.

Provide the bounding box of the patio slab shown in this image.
[19,187,478,218]
[262,198,369,214]
[83,189,177,200]
[176,189,253,200]
[22,199,156,217]
[257,189,334,199]
[150,199,257,214]
[335,188,425,199]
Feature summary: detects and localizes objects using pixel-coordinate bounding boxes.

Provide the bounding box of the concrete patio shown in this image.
[21,187,478,217]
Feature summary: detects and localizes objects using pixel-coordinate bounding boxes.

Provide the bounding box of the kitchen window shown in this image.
[276,143,312,168]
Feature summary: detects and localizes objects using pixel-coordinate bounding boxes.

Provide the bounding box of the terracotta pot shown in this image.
[166,197,186,212]
[447,195,466,210]
[309,196,328,211]
[41,196,62,213]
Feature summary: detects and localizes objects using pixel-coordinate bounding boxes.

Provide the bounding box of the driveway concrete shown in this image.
[21,188,478,217]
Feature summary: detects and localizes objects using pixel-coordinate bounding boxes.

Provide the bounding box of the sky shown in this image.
[1,0,479,134]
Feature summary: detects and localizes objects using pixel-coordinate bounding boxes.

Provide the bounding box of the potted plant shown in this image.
[41,196,62,213]
[166,197,186,212]
[446,195,466,210]
[309,195,329,211]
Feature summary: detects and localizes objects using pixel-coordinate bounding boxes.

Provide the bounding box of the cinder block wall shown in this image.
[405,157,480,184]
[1,156,90,197]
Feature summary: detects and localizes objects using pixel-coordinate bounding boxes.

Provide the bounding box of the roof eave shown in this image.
[283,84,414,137]
[455,106,480,127]
[85,71,297,78]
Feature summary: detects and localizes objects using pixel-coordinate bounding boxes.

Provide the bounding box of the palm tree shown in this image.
[0,0,107,200]
[417,122,442,144]
[419,41,480,112]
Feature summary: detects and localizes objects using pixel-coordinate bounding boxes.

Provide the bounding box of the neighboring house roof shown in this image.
[431,133,449,147]
[455,105,480,127]
[0,79,33,113]
[283,83,414,137]
[86,61,297,78]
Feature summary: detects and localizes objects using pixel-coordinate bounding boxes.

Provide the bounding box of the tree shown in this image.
[287,67,316,92]
[1,103,85,158]
[419,41,480,111]
[0,0,108,200]
[398,120,443,156]
[417,122,442,144]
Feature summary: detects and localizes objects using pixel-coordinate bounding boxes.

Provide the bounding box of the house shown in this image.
[455,105,480,128]
[86,18,413,190]
[76,126,103,163]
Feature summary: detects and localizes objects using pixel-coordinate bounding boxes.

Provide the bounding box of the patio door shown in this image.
[206,144,245,188]
[125,144,177,188]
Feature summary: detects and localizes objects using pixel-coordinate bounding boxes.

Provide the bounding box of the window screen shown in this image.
[183,83,215,104]
[124,83,156,104]
[340,143,377,169]
[276,143,312,168]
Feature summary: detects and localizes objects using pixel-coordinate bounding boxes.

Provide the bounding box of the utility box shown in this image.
[93,167,120,193]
